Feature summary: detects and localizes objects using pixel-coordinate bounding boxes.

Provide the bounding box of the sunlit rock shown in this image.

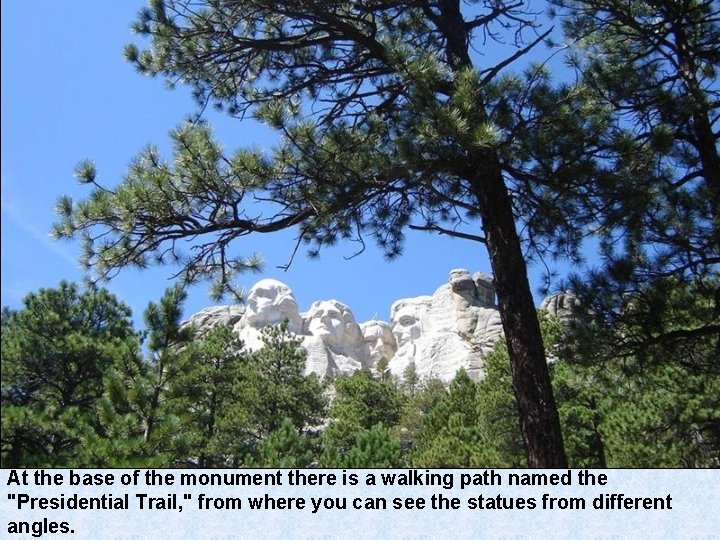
[301,299,368,377]
[360,320,398,368]
[388,269,503,382]
[187,271,509,383]
[184,305,245,333]
[540,291,581,324]
[232,278,304,350]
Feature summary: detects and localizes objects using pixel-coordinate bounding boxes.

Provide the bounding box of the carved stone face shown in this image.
[390,298,430,349]
[243,278,301,329]
[305,300,361,351]
[361,321,397,365]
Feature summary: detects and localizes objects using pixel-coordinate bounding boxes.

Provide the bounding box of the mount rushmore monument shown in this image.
[186,269,573,382]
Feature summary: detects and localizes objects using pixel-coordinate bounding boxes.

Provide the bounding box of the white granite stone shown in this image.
[388,269,503,382]
[184,305,245,333]
[186,271,509,383]
[540,291,581,324]
[360,320,398,367]
[300,299,368,377]
[232,278,304,351]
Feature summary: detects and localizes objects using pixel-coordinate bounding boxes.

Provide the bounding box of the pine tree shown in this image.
[396,376,448,457]
[552,0,720,360]
[52,0,595,466]
[550,360,609,468]
[411,370,484,467]
[474,345,528,468]
[335,424,405,468]
[84,286,195,467]
[555,280,720,467]
[1,282,137,467]
[250,419,317,468]
[166,325,246,467]
[322,368,405,460]
[215,323,327,465]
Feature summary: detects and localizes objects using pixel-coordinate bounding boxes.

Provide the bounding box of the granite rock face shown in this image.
[540,291,581,324]
[231,278,304,351]
[388,269,503,381]
[184,305,246,334]
[185,271,518,382]
[217,279,369,378]
[360,320,398,368]
[300,299,369,377]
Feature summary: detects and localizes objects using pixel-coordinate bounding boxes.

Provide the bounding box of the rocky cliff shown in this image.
[186,269,563,382]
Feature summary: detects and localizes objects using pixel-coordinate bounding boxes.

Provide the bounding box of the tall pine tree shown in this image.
[49,0,617,467]
[1,282,137,467]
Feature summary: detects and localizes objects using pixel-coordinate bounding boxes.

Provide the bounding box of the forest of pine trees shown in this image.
[2,0,718,467]
[2,281,717,468]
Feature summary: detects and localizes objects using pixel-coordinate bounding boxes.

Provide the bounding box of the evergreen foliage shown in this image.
[166,325,246,467]
[52,0,614,466]
[80,286,196,467]
[334,424,405,469]
[213,323,327,466]
[396,374,447,454]
[321,368,405,460]
[411,370,484,467]
[2,280,718,467]
[555,280,720,467]
[551,0,720,362]
[250,419,317,468]
[5,0,718,472]
[1,282,137,467]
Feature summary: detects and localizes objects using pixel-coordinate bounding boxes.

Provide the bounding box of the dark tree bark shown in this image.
[438,0,567,467]
[62,0,571,467]
[473,160,567,467]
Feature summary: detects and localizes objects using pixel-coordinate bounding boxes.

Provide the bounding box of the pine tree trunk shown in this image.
[434,0,567,467]
[473,161,568,468]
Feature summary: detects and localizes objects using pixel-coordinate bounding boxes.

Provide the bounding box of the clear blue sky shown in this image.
[1,1,574,326]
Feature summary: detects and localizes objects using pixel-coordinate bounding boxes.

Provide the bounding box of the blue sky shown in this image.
[1,1,573,326]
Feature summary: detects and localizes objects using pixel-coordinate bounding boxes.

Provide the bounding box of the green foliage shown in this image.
[56,0,588,466]
[2,278,717,467]
[1,282,137,467]
[552,0,719,364]
[214,323,327,466]
[398,361,421,396]
[468,303,720,468]
[551,360,609,468]
[411,370,485,467]
[1,281,331,467]
[473,347,528,468]
[57,1,580,299]
[321,369,404,458]
[332,425,405,469]
[81,286,195,467]
[48,0,720,470]
[416,313,565,469]
[250,419,317,468]
[166,325,246,467]
[601,362,720,467]
[556,279,720,467]
[396,376,449,455]
[551,349,720,468]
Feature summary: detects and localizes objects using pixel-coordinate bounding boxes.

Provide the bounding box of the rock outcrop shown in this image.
[185,270,562,383]
[215,279,370,378]
[301,299,369,377]
[360,320,397,367]
[540,291,581,325]
[232,278,304,351]
[185,305,245,333]
[388,269,503,381]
